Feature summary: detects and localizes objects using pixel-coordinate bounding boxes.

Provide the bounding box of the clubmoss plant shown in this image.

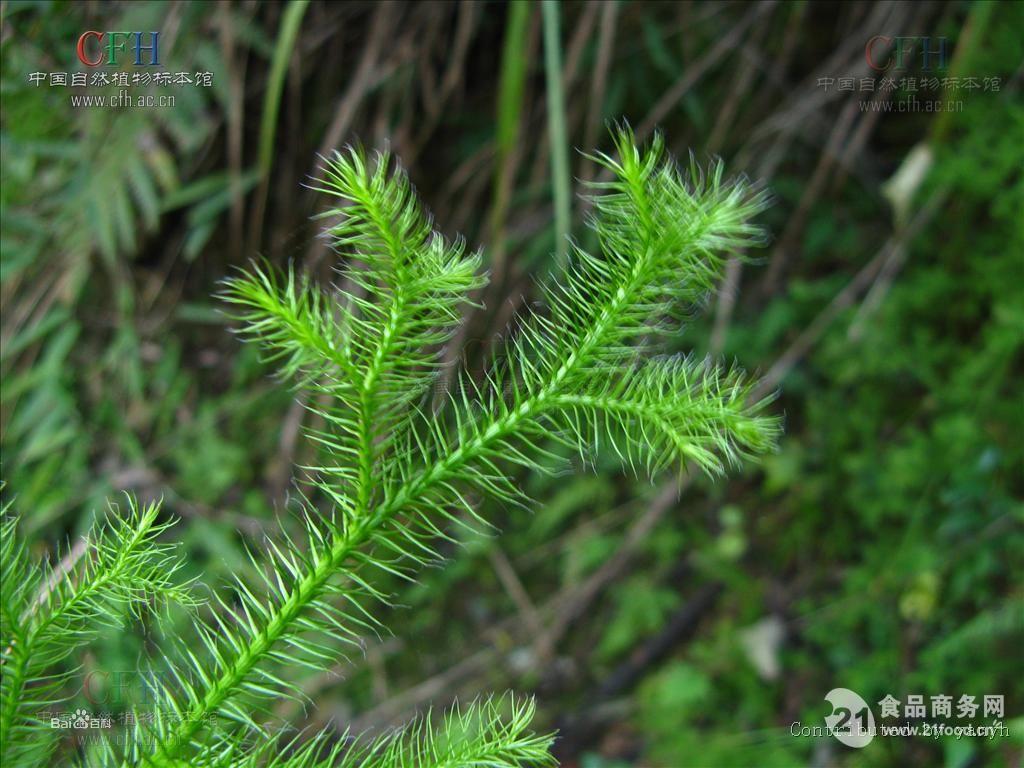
[0,128,778,767]
[0,496,194,766]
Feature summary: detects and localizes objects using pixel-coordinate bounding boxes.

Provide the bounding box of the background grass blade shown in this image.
[250,0,310,251]
[542,0,571,270]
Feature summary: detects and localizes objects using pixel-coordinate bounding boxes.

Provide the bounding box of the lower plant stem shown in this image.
[145,525,367,765]
[143,400,542,764]
[0,646,29,758]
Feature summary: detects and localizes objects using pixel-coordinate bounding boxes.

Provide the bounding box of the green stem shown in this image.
[931,0,995,145]
[257,0,310,179]
[250,0,310,250]
[0,635,29,758]
[350,171,413,517]
[143,524,367,765]
[355,281,405,515]
[489,0,531,271]
[542,0,571,270]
